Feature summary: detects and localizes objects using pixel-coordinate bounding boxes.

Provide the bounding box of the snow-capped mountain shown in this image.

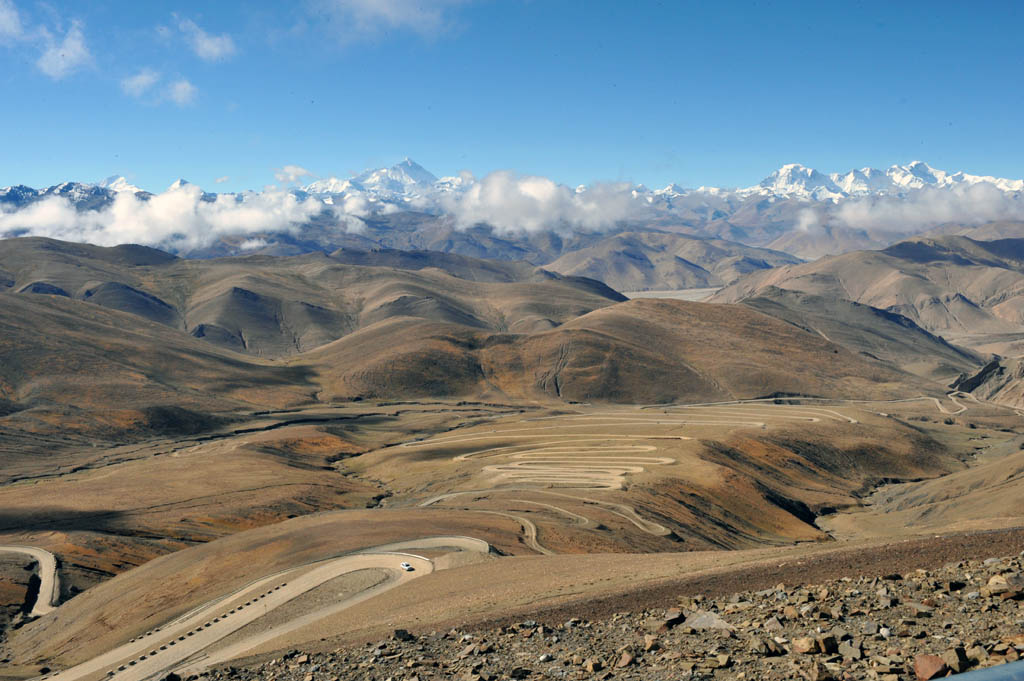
[355,157,437,192]
[306,158,437,197]
[732,161,1024,201]
[98,176,144,194]
[831,167,892,195]
[4,159,1020,217]
[748,164,845,201]
[303,177,364,195]
[0,185,38,206]
[3,159,1022,258]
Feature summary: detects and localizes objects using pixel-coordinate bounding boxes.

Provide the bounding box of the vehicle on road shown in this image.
[399,562,413,571]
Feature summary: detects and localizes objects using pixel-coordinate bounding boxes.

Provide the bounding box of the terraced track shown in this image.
[407,404,862,553]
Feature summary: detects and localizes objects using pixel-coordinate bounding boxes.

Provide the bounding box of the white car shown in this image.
[399,561,414,571]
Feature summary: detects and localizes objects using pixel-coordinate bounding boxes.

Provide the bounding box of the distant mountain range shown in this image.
[3,159,1024,263]
[4,158,1022,214]
[299,159,1024,205]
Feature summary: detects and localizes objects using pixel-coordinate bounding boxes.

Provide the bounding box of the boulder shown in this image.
[913,654,948,680]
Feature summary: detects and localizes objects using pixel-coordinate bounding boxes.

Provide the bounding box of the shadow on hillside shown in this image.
[0,508,129,534]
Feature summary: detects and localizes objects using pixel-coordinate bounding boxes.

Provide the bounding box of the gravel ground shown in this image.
[191,531,1024,681]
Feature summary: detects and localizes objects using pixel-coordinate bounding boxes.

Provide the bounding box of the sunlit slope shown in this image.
[307,299,930,403]
[713,236,1024,341]
[545,230,800,291]
[0,237,624,358]
[740,287,982,381]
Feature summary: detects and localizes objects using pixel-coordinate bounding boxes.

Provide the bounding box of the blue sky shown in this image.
[1,0,1022,192]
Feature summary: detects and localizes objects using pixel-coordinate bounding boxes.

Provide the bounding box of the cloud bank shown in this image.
[445,171,641,234]
[797,183,1024,234]
[0,184,332,251]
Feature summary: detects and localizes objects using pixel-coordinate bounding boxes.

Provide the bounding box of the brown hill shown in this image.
[308,299,929,404]
[544,231,800,291]
[712,235,1024,347]
[0,292,317,482]
[0,237,624,358]
[0,237,940,412]
[740,287,983,381]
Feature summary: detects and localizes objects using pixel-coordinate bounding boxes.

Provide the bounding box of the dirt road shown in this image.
[0,545,59,616]
[36,537,488,681]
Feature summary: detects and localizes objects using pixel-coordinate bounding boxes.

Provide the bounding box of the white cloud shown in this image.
[177,17,236,61]
[312,0,471,42]
[214,176,230,184]
[812,183,1024,234]
[239,237,268,251]
[274,165,314,183]
[36,20,91,79]
[167,78,197,106]
[0,0,24,43]
[0,184,332,251]
[121,69,200,108]
[444,171,641,234]
[121,68,160,98]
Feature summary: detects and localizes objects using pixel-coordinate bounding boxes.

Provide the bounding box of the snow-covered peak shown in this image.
[98,176,143,193]
[304,177,365,195]
[354,158,438,194]
[751,163,843,200]
[396,158,438,184]
[40,181,110,203]
[167,179,194,191]
[736,161,1024,201]
[654,183,689,196]
[944,171,1024,193]
[888,161,947,189]
[829,167,891,195]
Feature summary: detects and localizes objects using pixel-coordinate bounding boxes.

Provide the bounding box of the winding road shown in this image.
[404,396,990,554]
[36,537,489,681]
[403,403,867,553]
[0,545,59,616]
[21,395,987,677]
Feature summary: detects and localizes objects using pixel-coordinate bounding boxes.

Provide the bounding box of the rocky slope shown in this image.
[211,547,1024,681]
[952,359,1024,410]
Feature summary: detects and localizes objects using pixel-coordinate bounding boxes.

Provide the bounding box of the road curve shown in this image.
[0,545,60,616]
[35,537,488,681]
